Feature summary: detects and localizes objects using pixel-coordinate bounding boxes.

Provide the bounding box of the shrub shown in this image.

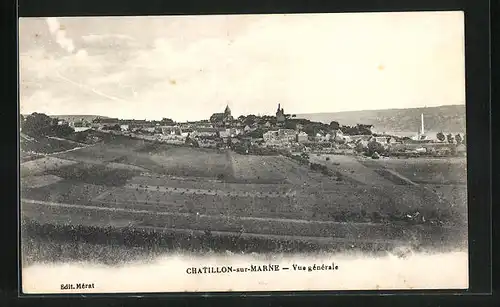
[355,142,367,153]
[367,141,385,156]
[321,168,333,176]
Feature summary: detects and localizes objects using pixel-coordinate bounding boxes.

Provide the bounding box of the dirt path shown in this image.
[47,136,87,146]
[21,143,99,164]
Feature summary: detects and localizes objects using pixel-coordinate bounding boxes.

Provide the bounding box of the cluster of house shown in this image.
[57,104,287,148]
[56,106,466,156]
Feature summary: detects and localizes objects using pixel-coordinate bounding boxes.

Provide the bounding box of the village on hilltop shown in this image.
[21,103,466,159]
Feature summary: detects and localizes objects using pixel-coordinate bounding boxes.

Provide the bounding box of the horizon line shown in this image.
[21,103,466,122]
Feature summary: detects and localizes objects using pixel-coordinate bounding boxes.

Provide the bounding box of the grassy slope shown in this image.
[20,135,467,261]
[20,135,80,155]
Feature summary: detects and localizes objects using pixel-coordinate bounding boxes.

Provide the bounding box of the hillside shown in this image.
[20,133,80,161]
[297,105,466,134]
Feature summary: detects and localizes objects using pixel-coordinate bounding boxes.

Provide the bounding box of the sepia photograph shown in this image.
[19,11,468,294]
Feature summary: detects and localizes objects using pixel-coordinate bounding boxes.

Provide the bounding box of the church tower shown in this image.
[224,105,231,116]
[276,103,286,123]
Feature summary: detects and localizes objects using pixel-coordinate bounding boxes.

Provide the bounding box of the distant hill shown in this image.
[20,114,110,122]
[296,105,466,134]
[49,115,110,122]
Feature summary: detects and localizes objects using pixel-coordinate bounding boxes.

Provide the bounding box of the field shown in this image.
[20,134,468,261]
[20,134,80,155]
[20,157,79,177]
[368,157,467,185]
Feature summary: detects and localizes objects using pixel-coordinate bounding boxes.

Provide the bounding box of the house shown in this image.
[164,137,185,145]
[263,129,296,146]
[278,129,297,142]
[74,127,91,132]
[161,126,182,135]
[137,127,156,133]
[120,119,154,128]
[72,121,85,128]
[192,127,218,137]
[230,128,242,136]
[356,139,370,148]
[414,147,427,153]
[348,135,372,143]
[263,130,279,142]
[456,144,467,155]
[403,138,433,144]
[297,131,308,143]
[180,128,194,138]
[314,132,332,142]
[199,139,218,148]
[210,105,233,126]
[219,129,231,138]
[333,129,345,142]
[94,117,120,126]
[316,133,332,142]
[369,136,397,144]
[120,124,129,132]
[387,136,398,144]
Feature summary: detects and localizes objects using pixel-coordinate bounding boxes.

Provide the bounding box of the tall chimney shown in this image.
[421,113,425,135]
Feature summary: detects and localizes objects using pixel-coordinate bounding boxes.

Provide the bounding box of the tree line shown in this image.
[21,113,75,138]
[436,132,466,145]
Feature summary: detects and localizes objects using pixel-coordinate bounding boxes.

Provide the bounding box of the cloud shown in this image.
[45,17,59,34]
[81,34,135,42]
[21,12,465,121]
[45,17,77,54]
[76,49,88,58]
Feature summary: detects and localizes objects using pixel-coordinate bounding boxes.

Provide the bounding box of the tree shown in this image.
[244,115,257,126]
[22,112,55,137]
[329,121,340,130]
[160,118,175,125]
[367,141,385,156]
[303,123,328,137]
[446,133,454,144]
[247,128,264,139]
[103,124,121,131]
[436,132,446,142]
[462,134,466,145]
[356,124,373,135]
[284,121,297,130]
[340,124,373,136]
[455,134,463,145]
[355,142,367,153]
[53,124,75,137]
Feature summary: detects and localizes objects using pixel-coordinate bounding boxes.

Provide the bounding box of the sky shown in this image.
[19,12,465,122]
